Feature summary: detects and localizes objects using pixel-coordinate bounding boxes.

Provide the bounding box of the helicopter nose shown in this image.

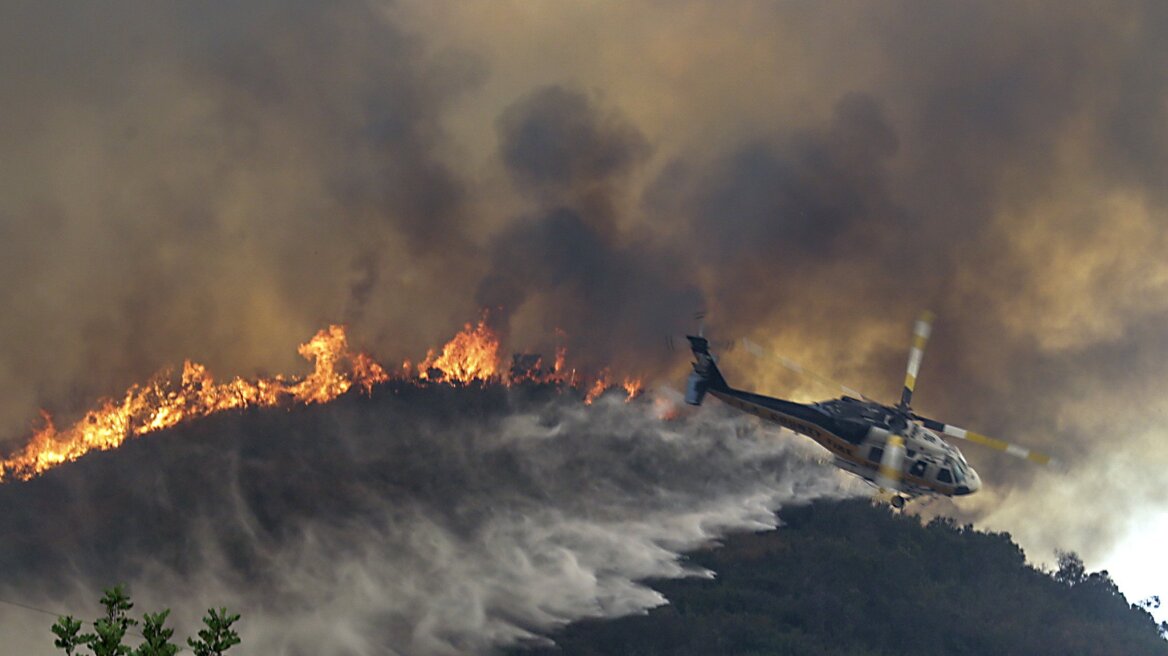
[956,469,982,495]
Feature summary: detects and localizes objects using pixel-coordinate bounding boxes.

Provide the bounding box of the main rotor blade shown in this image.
[914,415,1056,466]
[876,433,907,492]
[899,310,935,410]
[741,338,870,400]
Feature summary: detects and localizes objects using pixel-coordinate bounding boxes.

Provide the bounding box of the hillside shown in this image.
[506,499,1168,656]
[0,385,854,655]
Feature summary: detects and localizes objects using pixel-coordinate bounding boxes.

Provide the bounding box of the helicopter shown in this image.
[683,312,1056,508]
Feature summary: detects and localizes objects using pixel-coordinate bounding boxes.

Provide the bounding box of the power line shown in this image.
[0,596,65,618]
[0,596,190,652]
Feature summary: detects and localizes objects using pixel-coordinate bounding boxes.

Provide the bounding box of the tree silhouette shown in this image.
[50,615,90,656]
[135,610,178,656]
[187,608,242,656]
[50,587,240,656]
[89,585,138,656]
[1055,550,1087,586]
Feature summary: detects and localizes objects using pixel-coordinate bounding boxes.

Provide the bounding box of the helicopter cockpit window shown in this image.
[937,468,953,484]
[951,459,968,484]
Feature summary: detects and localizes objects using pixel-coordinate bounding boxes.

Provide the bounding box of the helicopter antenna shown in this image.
[694,310,706,338]
[667,311,734,353]
[897,310,935,412]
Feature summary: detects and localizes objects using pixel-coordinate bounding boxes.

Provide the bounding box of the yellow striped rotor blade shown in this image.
[876,434,906,491]
[917,416,1056,466]
[899,310,935,409]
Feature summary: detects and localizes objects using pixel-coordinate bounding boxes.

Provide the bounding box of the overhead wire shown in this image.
[0,596,191,652]
[0,596,66,618]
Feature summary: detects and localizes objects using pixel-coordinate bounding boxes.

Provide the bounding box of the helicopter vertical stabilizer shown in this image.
[685,335,729,405]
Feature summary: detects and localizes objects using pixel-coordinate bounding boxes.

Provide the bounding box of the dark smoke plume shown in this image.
[0,0,485,440]
[477,85,699,373]
[497,85,650,205]
[0,385,852,655]
[6,0,1168,617]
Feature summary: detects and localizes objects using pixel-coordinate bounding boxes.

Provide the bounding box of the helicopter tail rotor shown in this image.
[898,310,935,411]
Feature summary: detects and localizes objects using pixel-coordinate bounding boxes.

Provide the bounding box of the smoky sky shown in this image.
[4,0,1168,602]
[478,85,698,372]
[645,92,917,325]
[0,386,852,656]
[497,85,650,207]
[0,0,485,437]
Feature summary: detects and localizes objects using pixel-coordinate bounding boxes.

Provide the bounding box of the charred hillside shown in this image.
[507,499,1168,656]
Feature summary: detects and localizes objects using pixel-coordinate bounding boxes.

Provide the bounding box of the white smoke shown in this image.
[0,386,855,655]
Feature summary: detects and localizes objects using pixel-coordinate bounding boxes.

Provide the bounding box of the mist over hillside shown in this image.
[508,499,1168,656]
[0,383,853,655]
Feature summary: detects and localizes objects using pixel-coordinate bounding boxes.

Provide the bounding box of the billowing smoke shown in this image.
[5,0,1168,615]
[0,0,486,438]
[476,85,699,374]
[0,386,853,655]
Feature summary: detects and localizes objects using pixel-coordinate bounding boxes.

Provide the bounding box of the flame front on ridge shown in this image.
[0,326,387,482]
[1,318,643,483]
[416,317,501,383]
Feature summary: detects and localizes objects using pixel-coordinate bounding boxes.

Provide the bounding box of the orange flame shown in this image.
[622,377,644,400]
[583,370,644,404]
[0,325,385,482]
[553,346,566,375]
[653,394,683,422]
[416,317,500,383]
[584,376,609,405]
[2,315,647,483]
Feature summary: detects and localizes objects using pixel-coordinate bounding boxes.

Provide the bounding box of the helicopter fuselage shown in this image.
[706,387,981,498]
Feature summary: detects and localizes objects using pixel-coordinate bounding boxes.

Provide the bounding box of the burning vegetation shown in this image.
[0,316,643,483]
